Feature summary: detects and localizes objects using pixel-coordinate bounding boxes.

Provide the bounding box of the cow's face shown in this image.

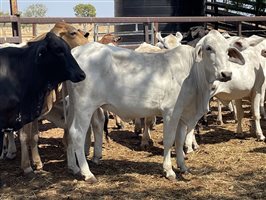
[99,34,121,45]
[195,30,244,83]
[34,32,86,85]
[156,32,182,49]
[51,22,89,49]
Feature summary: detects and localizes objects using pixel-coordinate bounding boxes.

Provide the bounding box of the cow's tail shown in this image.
[104,111,109,142]
[0,131,4,157]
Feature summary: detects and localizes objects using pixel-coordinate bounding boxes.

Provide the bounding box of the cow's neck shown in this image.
[181,61,212,129]
[17,50,52,130]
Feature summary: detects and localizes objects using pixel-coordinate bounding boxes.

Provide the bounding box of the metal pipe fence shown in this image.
[0,16,266,44]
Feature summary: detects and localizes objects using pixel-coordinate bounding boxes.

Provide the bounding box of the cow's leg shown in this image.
[91,108,104,164]
[30,120,43,170]
[84,125,92,157]
[235,99,244,135]
[217,99,223,125]
[175,121,188,173]
[114,114,124,129]
[184,129,194,154]
[134,118,142,135]
[67,108,97,182]
[252,93,265,141]
[103,110,109,140]
[163,114,179,180]
[259,83,266,119]
[229,100,238,122]
[6,131,16,159]
[19,127,33,174]
[0,131,4,159]
[192,130,199,151]
[140,116,154,149]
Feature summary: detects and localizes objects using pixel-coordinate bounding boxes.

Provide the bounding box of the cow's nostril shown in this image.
[221,71,232,78]
[220,71,232,81]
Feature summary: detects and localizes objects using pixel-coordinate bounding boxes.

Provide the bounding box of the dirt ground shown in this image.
[0,23,266,199]
[0,100,266,200]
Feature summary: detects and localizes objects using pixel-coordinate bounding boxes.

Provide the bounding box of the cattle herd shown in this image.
[0,22,266,186]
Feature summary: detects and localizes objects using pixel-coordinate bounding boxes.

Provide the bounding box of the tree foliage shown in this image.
[23,3,47,17]
[74,3,96,17]
[0,11,9,16]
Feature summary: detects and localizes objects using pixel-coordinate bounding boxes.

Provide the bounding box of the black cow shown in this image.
[0,32,85,156]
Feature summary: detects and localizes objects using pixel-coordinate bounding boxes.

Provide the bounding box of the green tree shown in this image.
[0,11,9,16]
[74,3,96,17]
[23,3,47,17]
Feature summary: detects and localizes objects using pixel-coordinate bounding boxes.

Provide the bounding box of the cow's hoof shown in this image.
[164,169,176,181]
[236,133,245,139]
[134,130,142,136]
[116,123,124,130]
[216,120,223,126]
[140,144,148,151]
[34,163,43,171]
[184,148,194,154]
[24,171,37,180]
[193,144,200,151]
[256,136,266,142]
[165,173,176,181]
[91,157,101,165]
[140,139,154,150]
[68,168,81,177]
[0,179,6,188]
[84,175,98,184]
[5,152,16,160]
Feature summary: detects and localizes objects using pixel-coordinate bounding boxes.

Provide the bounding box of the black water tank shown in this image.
[115,0,205,42]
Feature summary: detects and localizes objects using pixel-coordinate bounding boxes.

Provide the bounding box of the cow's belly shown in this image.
[215,89,251,101]
[102,103,161,122]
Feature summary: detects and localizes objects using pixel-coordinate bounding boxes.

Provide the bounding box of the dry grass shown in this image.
[0,24,265,199]
[0,100,266,199]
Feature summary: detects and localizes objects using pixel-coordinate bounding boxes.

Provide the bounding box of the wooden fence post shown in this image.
[143,22,149,43]
[9,0,22,43]
[237,22,242,36]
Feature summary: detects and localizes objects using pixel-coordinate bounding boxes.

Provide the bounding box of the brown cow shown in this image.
[98,33,121,45]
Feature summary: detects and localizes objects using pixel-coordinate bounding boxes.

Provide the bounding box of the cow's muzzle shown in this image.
[219,71,232,82]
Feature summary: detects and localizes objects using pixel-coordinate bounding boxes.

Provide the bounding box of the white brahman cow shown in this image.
[214,35,265,125]
[65,30,243,183]
[212,38,266,141]
[156,31,183,49]
[134,32,183,148]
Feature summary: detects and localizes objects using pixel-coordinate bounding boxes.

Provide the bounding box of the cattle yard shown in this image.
[0,13,266,200]
[0,100,266,199]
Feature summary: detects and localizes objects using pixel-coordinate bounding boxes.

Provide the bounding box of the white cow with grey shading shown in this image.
[66,30,242,182]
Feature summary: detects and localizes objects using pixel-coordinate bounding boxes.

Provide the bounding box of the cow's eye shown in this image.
[206,46,213,51]
[70,31,77,36]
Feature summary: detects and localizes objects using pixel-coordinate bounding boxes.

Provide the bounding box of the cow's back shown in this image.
[71,43,194,119]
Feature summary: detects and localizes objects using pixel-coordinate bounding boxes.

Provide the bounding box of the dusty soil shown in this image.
[0,100,266,200]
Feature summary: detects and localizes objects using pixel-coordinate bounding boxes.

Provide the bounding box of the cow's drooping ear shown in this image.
[175,32,183,43]
[156,32,164,43]
[194,44,203,62]
[261,49,266,57]
[228,47,245,65]
[232,41,244,51]
[114,36,121,42]
[35,45,47,64]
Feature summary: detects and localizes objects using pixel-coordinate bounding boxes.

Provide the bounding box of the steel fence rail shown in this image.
[0,16,266,44]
